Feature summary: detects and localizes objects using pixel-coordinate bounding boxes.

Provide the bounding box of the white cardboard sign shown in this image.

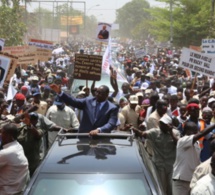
[179,47,215,77]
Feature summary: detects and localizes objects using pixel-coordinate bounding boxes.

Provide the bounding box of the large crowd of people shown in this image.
[0,41,215,195]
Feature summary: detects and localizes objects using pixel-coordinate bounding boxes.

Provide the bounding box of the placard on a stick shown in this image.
[179,47,215,77]
[74,54,102,81]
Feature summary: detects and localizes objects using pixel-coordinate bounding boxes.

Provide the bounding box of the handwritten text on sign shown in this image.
[74,54,102,81]
[179,47,215,77]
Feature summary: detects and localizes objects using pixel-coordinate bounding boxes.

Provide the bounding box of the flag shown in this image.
[149,62,155,74]
[6,77,17,101]
[102,38,127,82]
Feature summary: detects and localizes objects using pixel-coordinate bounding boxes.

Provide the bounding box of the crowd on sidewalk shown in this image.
[0,42,215,195]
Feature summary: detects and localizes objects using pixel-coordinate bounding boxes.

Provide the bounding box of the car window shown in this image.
[28,174,152,195]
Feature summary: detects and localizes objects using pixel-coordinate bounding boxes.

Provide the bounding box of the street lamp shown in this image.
[170,0,173,48]
[87,4,100,15]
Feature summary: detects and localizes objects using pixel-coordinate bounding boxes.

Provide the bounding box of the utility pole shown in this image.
[170,0,173,48]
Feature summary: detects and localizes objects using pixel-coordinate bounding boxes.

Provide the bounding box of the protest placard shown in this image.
[28,39,54,50]
[74,54,102,81]
[3,45,36,56]
[202,39,215,54]
[36,48,52,61]
[135,48,146,59]
[17,53,37,65]
[0,54,12,87]
[0,52,18,85]
[96,22,112,43]
[179,47,215,77]
[0,39,5,51]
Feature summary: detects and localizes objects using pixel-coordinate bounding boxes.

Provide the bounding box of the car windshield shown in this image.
[28,173,152,195]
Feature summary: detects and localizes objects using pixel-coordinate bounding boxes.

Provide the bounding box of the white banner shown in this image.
[0,38,5,51]
[102,39,127,82]
[202,39,215,54]
[0,55,11,88]
[179,47,215,77]
[135,48,145,59]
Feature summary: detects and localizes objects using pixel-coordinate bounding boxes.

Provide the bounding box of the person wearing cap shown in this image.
[134,114,180,195]
[178,103,203,137]
[21,86,29,97]
[190,139,215,189]
[46,96,80,146]
[50,84,118,135]
[29,75,40,93]
[200,107,215,162]
[172,121,215,195]
[0,123,29,194]
[208,97,215,108]
[32,92,47,116]
[15,93,26,115]
[18,112,43,176]
[121,95,139,130]
[41,85,53,101]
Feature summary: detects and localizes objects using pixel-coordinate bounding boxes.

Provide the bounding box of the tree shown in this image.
[0,0,26,46]
[147,0,211,47]
[115,0,150,40]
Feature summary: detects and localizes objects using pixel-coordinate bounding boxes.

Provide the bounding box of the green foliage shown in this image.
[0,3,26,46]
[115,0,150,40]
[147,0,211,47]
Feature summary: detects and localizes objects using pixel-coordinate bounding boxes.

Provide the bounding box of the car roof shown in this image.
[40,137,145,174]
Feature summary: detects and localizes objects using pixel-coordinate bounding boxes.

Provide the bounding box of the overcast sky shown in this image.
[26,0,166,23]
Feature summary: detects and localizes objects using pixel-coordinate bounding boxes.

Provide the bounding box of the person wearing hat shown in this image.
[32,92,47,116]
[134,114,180,195]
[178,103,201,136]
[200,107,215,162]
[18,112,43,176]
[15,93,26,115]
[0,123,29,194]
[121,95,139,130]
[21,86,29,97]
[172,121,215,195]
[46,96,80,146]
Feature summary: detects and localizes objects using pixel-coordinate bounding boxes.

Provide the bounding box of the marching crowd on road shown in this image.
[1,41,215,195]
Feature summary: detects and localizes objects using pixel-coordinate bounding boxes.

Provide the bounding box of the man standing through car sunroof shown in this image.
[50,84,118,135]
